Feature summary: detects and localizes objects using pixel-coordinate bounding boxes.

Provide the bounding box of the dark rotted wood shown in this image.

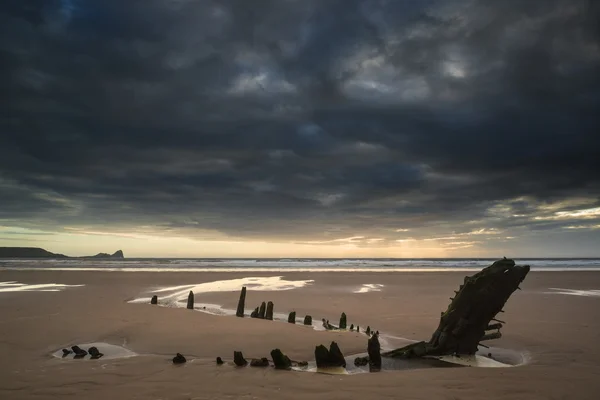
[172,353,186,364]
[339,312,347,329]
[265,301,274,320]
[315,341,346,368]
[250,358,270,367]
[186,291,194,309]
[288,311,296,323]
[322,319,338,330]
[303,315,312,325]
[150,295,158,305]
[271,349,292,370]
[258,302,267,319]
[236,287,247,317]
[233,351,247,366]
[368,334,381,372]
[381,258,529,359]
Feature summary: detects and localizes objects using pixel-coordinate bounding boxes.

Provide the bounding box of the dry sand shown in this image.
[1,270,600,399]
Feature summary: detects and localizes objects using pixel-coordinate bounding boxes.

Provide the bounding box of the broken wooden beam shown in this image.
[381,258,529,358]
[486,323,503,331]
[480,332,502,341]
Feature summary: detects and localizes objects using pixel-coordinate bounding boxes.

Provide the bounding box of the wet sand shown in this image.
[1,270,600,399]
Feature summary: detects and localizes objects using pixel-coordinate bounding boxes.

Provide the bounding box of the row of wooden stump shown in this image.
[159,258,528,371]
[150,287,378,337]
[172,336,383,372]
[154,287,383,371]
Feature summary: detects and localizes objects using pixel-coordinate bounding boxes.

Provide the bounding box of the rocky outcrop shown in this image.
[85,250,124,259]
[0,247,67,258]
[0,247,125,259]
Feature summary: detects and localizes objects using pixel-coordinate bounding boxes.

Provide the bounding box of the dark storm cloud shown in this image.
[1,0,599,245]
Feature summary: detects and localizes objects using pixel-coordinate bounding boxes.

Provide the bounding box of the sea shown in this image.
[1,258,600,272]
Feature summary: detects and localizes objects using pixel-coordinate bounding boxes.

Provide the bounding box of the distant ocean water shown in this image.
[1,258,600,272]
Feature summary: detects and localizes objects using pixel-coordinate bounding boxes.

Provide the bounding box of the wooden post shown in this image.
[186,291,194,309]
[236,287,246,317]
[266,301,274,320]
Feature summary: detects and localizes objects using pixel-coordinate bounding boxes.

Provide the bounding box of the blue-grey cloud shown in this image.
[1,0,599,248]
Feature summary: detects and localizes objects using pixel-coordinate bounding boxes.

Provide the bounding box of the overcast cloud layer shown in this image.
[1,0,599,256]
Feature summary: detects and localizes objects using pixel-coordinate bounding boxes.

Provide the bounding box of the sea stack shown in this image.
[186,291,194,309]
[265,301,274,320]
[339,312,347,329]
[236,287,247,318]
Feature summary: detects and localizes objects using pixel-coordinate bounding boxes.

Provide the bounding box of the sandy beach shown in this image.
[1,270,600,399]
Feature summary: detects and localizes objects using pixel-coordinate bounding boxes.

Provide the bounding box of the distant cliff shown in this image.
[0,247,68,258]
[0,247,124,259]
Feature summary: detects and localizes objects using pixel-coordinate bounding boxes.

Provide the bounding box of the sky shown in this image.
[1,0,599,258]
